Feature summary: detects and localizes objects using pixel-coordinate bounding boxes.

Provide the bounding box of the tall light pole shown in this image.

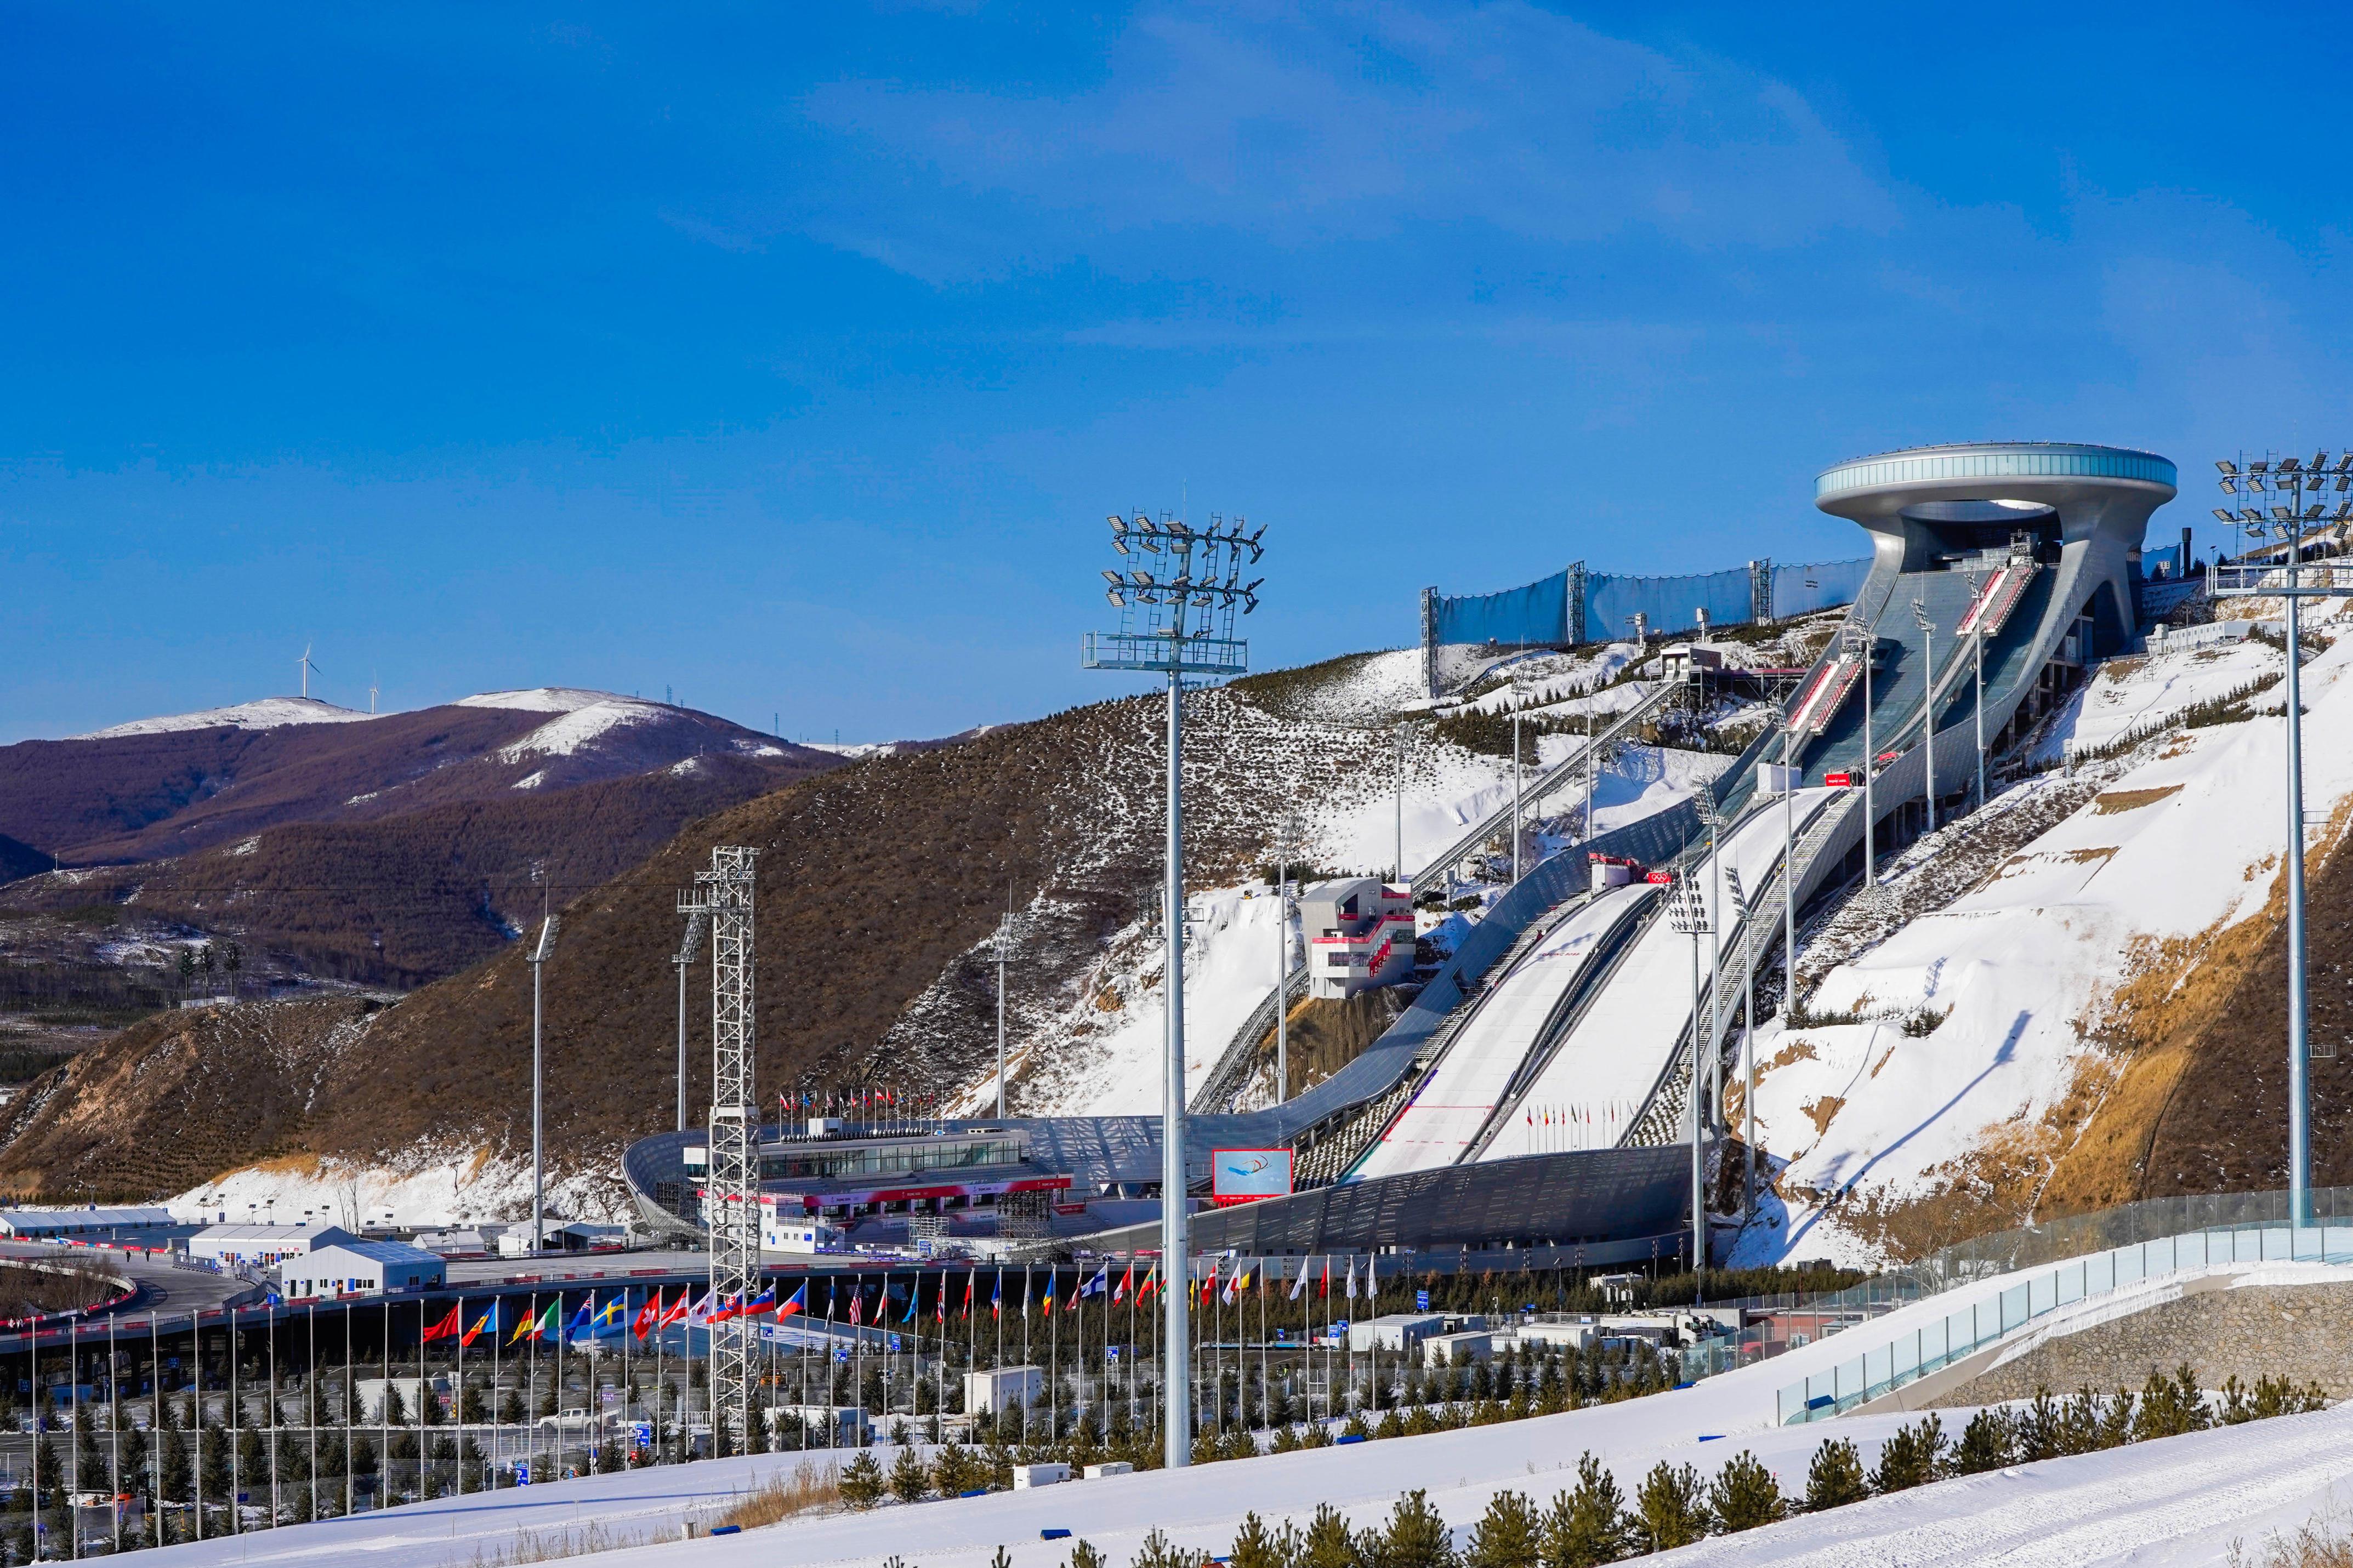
[1781,722,1797,1016]
[1274,812,1297,1105]
[994,898,1015,1118]
[1726,866,1758,1216]
[1394,727,1405,885]
[2213,448,2351,1232]
[1510,699,1524,883]
[1695,792,1725,1135]
[1667,876,1712,1287]
[1912,599,1937,834]
[1971,574,1988,809]
[526,913,561,1252]
[1085,507,1264,1467]
[672,913,706,1134]
[1843,621,1878,890]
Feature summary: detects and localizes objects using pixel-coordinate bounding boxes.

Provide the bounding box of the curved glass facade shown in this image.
[1816,444,2176,499]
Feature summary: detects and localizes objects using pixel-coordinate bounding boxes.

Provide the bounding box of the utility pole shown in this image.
[526,893,560,1253]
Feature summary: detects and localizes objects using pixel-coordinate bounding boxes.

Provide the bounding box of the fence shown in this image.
[1420,557,1871,695]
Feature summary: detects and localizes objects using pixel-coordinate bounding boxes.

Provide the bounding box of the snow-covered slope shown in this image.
[1735,619,2353,1267]
[72,695,377,739]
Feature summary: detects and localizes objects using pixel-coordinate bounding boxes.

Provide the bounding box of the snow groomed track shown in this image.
[1349,882,1655,1181]
[1475,789,1837,1162]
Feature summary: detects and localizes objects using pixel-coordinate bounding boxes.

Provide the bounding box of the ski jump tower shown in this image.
[680,846,760,1446]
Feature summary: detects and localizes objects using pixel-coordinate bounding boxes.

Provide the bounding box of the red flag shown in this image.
[962,1271,975,1318]
[421,1302,463,1343]
[1320,1256,1331,1299]
[632,1292,662,1341]
[658,1288,692,1328]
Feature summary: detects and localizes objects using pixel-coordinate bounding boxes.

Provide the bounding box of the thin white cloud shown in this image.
[798,1,1896,276]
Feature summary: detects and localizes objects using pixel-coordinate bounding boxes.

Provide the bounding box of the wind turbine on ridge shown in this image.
[298,641,321,700]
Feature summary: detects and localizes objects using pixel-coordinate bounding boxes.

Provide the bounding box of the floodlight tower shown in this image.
[678,845,760,1443]
[1084,506,1265,1468]
[2213,448,2353,1234]
[993,898,1016,1118]
[672,911,707,1133]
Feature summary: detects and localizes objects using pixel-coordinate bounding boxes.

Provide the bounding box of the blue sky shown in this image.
[5,2,2349,743]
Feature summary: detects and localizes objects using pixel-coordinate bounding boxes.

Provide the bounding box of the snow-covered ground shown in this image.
[994,882,1288,1118]
[1733,620,2353,1268]
[168,1149,627,1232]
[2027,637,2278,764]
[165,1252,2353,1568]
[72,696,377,739]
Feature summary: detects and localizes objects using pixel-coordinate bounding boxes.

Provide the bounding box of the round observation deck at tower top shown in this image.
[1811,441,2177,600]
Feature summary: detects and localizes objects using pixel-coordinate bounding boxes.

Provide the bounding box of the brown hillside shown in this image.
[2044,823,2353,1204]
[0,699,836,865]
[0,681,1416,1196]
[1,750,831,988]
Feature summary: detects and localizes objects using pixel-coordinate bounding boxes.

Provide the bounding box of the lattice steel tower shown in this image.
[680,845,759,1442]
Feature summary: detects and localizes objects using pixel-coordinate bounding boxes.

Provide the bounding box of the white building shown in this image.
[964,1366,1043,1414]
[1299,878,1416,1000]
[189,1221,354,1269]
[274,1240,446,1301]
[760,1198,845,1256]
[0,1206,172,1239]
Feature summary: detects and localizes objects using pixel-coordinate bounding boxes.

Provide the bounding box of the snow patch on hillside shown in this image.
[169,1148,627,1231]
[73,697,377,740]
[493,697,667,762]
[456,687,655,714]
[987,882,1287,1118]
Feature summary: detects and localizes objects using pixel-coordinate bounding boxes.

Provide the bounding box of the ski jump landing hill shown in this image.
[1344,442,2181,1201]
[624,443,2181,1263]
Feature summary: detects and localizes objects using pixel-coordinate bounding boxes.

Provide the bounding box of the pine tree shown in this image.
[2014,1387,2062,1461]
[1464,1489,1540,1568]
[1868,1417,1943,1493]
[1707,1450,1786,1532]
[1304,1502,1357,1568]
[1541,1453,1628,1567]
[1948,1410,2011,1476]
[839,1451,886,1510]
[1383,1489,1458,1568]
[1630,1463,1708,1552]
[1800,1437,1868,1510]
[1231,1512,1301,1568]
[888,1444,930,1503]
[2097,1388,2135,1450]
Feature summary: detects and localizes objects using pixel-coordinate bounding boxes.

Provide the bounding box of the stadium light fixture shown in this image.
[1841,620,1879,890]
[2213,446,2353,1242]
[1082,505,1265,1469]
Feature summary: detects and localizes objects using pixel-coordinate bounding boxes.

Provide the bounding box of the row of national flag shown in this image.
[417,1281,812,1348]
[412,1256,1376,1349]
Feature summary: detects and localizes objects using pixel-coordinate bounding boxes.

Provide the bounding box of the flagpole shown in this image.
[379,1300,390,1507]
